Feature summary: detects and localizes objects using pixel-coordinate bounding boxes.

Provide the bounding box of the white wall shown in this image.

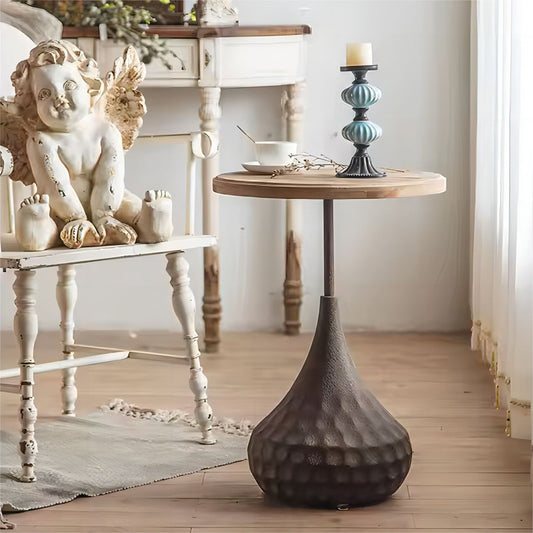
[0,0,471,334]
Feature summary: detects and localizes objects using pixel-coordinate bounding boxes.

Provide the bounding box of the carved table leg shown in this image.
[56,265,78,416]
[199,86,222,352]
[284,203,303,335]
[282,82,305,334]
[13,270,38,482]
[166,252,216,444]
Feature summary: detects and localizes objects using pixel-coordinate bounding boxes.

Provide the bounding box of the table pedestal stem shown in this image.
[323,199,334,297]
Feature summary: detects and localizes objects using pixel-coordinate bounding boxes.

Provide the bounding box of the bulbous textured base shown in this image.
[337,153,386,178]
[247,297,412,508]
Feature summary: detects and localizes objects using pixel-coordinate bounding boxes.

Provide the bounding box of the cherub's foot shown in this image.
[60,219,101,249]
[95,216,137,246]
[136,190,173,244]
[15,194,59,251]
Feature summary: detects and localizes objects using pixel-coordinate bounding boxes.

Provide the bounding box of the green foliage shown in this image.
[18,0,184,69]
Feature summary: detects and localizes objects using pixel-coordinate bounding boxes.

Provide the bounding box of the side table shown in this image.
[213,168,446,508]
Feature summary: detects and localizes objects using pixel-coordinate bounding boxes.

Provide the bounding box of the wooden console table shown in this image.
[65,25,311,352]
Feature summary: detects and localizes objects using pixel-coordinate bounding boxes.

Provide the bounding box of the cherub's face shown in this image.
[31,63,92,131]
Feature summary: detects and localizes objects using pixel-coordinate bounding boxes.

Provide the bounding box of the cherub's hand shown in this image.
[60,219,101,249]
[95,216,137,246]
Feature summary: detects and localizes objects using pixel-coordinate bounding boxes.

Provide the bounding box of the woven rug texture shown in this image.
[0,400,250,513]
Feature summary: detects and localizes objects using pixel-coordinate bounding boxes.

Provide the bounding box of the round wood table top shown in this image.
[213,168,446,200]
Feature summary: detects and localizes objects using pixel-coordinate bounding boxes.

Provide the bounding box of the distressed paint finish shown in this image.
[203,245,221,353]
[3,41,173,251]
[13,269,38,482]
[199,86,222,352]
[1,130,218,480]
[282,82,305,335]
[56,264,78,416]
[166,252,216,444]
[284,229,302,335]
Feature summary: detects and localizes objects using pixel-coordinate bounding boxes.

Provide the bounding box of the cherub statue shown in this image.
[0,39,173,251]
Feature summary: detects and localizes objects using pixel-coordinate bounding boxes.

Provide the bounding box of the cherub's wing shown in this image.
[103,46,147,150]
[0,100,34,185]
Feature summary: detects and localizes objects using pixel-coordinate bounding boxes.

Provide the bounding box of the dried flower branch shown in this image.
[271,153,347,177]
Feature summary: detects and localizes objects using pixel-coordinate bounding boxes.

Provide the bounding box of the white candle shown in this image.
[346,43,373,66]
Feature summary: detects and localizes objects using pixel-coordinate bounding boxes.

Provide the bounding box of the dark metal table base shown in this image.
[247,200,413,508]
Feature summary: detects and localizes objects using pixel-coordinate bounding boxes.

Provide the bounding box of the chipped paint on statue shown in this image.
[0,40,173,251]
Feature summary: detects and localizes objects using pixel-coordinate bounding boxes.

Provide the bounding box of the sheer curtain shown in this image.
[471,0,532,439]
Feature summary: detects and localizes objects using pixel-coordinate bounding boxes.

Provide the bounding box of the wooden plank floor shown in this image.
[1,330,531,532]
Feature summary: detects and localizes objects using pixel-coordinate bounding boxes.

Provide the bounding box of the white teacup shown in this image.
[254,141,297,166]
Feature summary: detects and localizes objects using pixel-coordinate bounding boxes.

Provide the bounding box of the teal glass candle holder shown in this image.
[337,65,386,178]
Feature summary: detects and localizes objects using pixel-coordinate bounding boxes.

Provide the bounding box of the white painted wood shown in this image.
[75,38,95,59]
[0,145,14,177]
[200,36,307,88]
[199,87,222,352]
[0,352,130,379]
[282,81,305,237]
[0,198,217,481]
[69,343,187,361]
[136,131,218,155]
[189,130,220,237]
[80,34,306,89]
[6,179,15,235]
[60,31,308,343]
[128,352,187,363]
[136,132,218,237]
[199,38,217,88]
[0,234,216,270]
[0,146,15,239]
[285,199,303,239]
[199,88,221,238]
[13,269,38,482]
[0,31,222,481]
[56,265,78,416]
[166,252,216,444]
[136,133,192,145]
[282,82,305,334]
[186,141,197,235]
[93,39,199,84]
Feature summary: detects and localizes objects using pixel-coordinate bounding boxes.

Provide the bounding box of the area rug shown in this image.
[0,399,252,514]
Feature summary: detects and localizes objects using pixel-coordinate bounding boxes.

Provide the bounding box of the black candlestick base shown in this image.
[339,64,386,179]
[337,149,386,178]
[247,296,412,508]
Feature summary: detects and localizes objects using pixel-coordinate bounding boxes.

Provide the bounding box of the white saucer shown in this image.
[241,161,286,174]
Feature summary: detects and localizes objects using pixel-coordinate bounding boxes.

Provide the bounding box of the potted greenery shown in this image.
[16,0,190,68]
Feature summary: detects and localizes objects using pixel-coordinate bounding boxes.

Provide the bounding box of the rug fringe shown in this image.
[100,398,254,437]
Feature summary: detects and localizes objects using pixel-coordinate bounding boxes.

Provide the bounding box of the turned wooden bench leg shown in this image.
[57,265,78,416]
[166,251,216,445]
[13,269,38,482]
[199,86,222,353]
[282,82,305,335]
[202,245,221,353]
